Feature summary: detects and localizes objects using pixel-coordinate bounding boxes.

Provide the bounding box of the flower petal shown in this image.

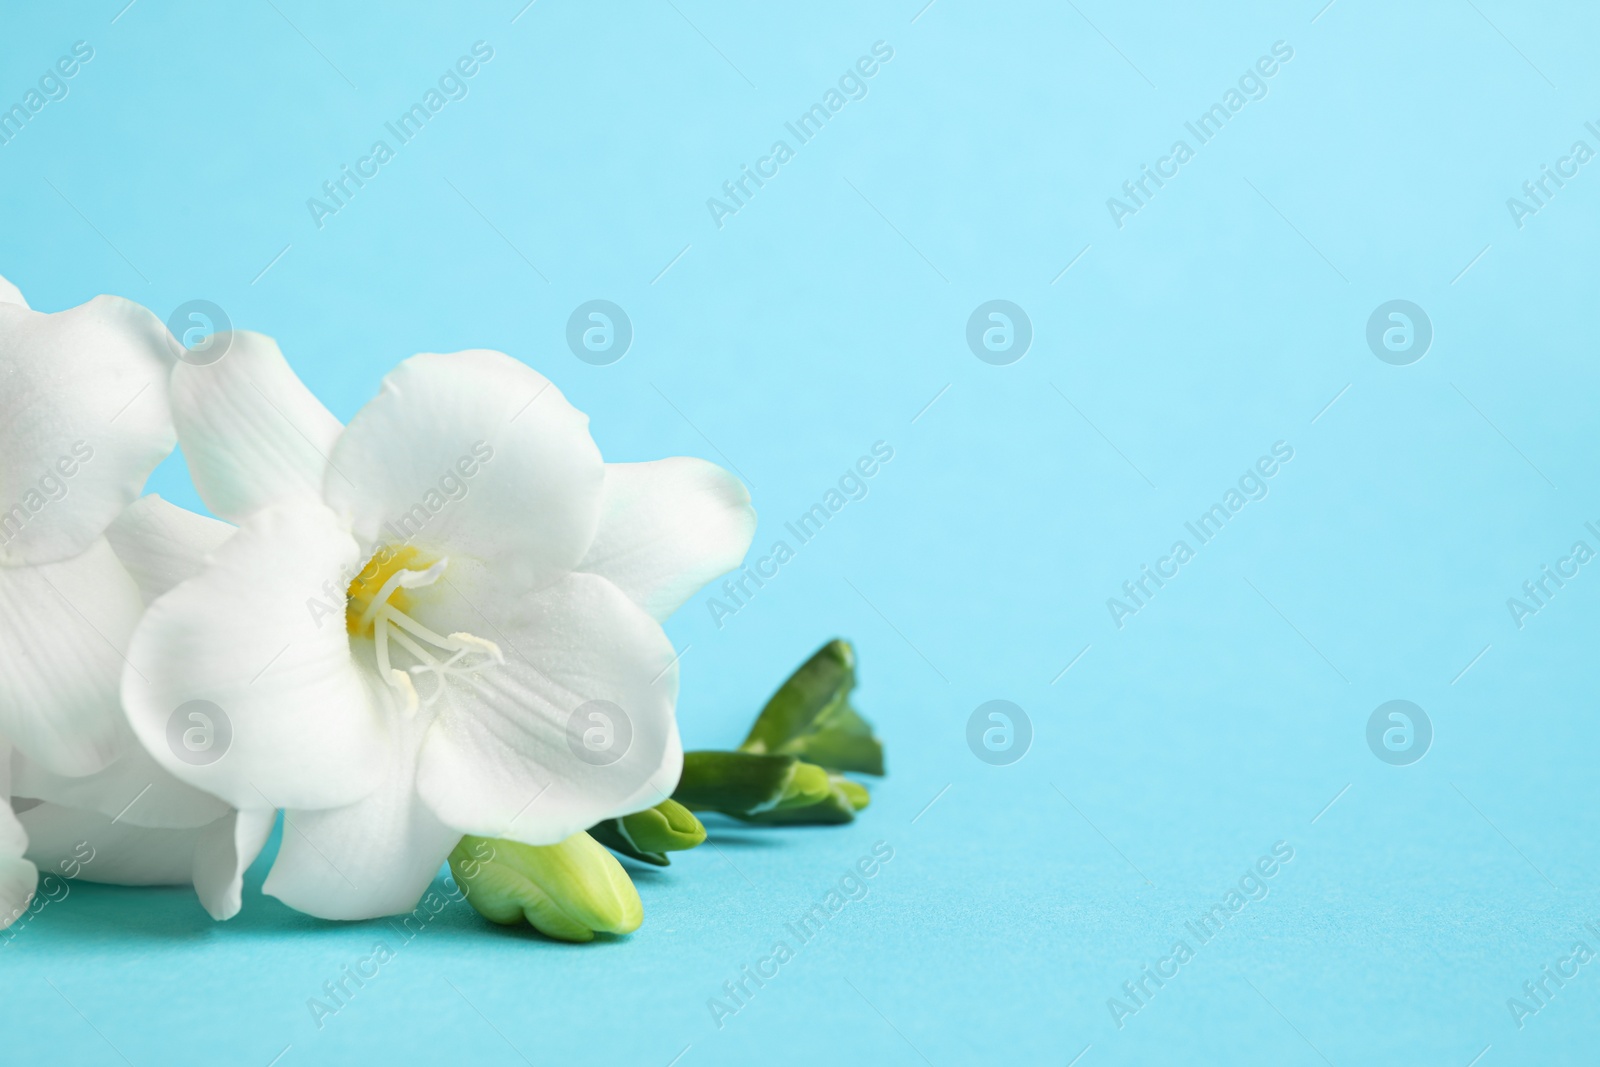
[326,350,603,593]
[11,741,229,830]
[0,274,26,308]
[9,495,238,829]
[0,738,39,932]
[18,804,272,921]
[0,813,36,932]
[193,808,274,920]
[414,570,682,846]
[170,331,341,524]
[264,712,459,920]
[579,458,756,622]
[19,803,195,885]
[0,296,175,565]
[122,502,388,812]
[0,537,142,775]
[105,494,234,604]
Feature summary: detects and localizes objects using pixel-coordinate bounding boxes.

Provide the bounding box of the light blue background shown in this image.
[3,1,1599,1064]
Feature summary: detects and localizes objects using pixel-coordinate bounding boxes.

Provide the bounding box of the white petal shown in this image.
[326,350,603,593]
[18,804,271,921]
[0,274,26,308]
[0,738,38,932]
[0,538,142,775]
[123,502,388,812]
[0,296,175,565]
[607,733,684,818]
[193,808,274,920]
[105,494,234,603]
[170,331,341,524]
[12,743,229,829]
[0,818,36,931]
[414,570,682,846]
[20,803,195,885]
[265,712,458,920]
[579,458,756,622]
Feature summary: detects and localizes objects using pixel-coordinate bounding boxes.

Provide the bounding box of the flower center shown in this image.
[346,546,504,716]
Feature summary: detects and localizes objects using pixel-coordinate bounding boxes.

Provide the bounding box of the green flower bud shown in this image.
[621,798,706,853]
[448,832,642,942]
[590,800,707,866]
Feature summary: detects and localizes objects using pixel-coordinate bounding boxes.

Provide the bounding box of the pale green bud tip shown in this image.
[835,777,870,811]
[619,799,706,853]
[775,760,832,810]
[449,832,643,942]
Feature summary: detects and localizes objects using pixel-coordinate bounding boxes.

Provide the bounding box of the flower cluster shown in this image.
[0,275,786,934]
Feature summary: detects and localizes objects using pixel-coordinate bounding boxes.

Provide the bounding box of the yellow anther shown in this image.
[345,544,426,636]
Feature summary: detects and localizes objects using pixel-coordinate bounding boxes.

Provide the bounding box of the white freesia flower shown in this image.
[0,273,174,930]
[122,335,755,919]
[14,495,274,920]
[0,274,174,776]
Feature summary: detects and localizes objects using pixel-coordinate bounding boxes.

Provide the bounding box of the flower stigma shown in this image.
[345,545,504,716]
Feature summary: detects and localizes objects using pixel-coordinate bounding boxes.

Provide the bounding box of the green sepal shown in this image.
[776,701,885,776]
[731,779,860,825]
[739,639,884,775]
[674,752,867,824]
[588,820,669,867]
[740,639,855,754]
[448,832,643,942]
[674,750,800,814]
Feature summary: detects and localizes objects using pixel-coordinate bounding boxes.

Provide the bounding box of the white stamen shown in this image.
[447,631,505,665]
[359,557,501,713]
[389,668,419,716]
[374,614,396,680]
[357,558,449,631]
[386,606,467,655]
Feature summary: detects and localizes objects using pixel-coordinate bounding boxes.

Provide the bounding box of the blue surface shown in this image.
[3,1,1599,1064]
